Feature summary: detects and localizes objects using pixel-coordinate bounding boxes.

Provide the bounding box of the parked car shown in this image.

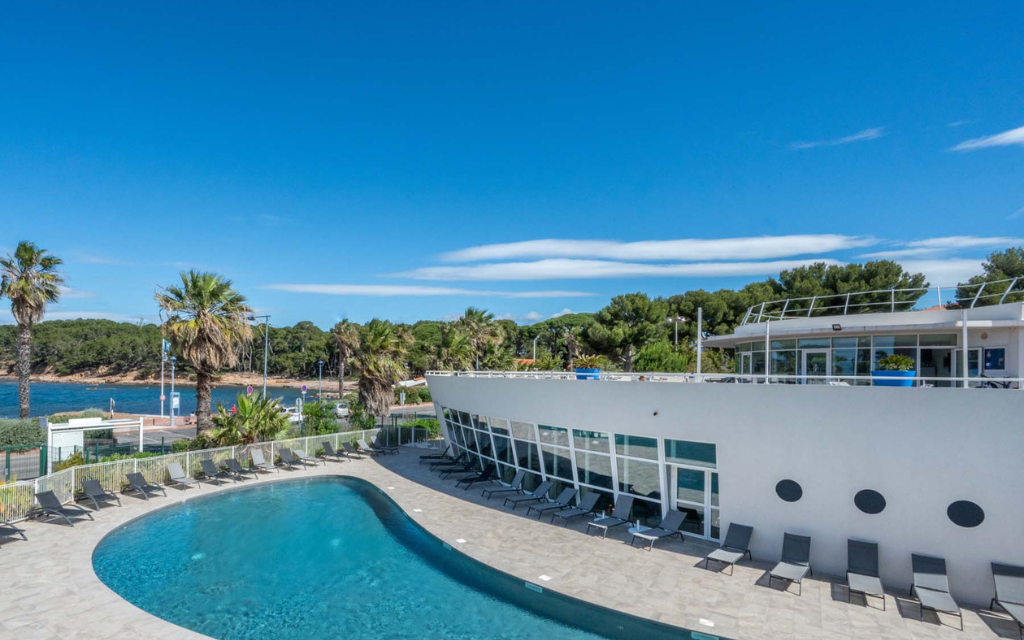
[334,402,349,418]
[283,406,302,424]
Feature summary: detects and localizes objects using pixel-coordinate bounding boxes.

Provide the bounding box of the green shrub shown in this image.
[170,434,215,452]
[48,409,105,424]
[301,401,339,435]
[98,451,158,463]
[55,451,86,471]
[0,418,44,447]
[404,418,441,438]
[876,354,915,371]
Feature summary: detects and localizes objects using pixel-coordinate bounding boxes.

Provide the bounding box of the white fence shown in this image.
[0,428,388,525]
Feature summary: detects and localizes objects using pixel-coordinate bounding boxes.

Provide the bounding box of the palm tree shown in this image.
[330,319,360,397]
[210,392,290,445]
[458,307,502,370]
[433,325,474,370]
[0,242,65,418]
[356,319,411,419]
[155,271,252,433]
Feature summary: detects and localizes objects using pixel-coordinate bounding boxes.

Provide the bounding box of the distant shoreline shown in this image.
[0,372,356,392]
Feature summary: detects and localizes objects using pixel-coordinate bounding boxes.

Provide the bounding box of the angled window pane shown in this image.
[574,451,613,489]
[514,439,542,473]
[541,445,574,480]
[616,457,661,500]
[510,420,535,440]
[615,434,658,460]
[537,425,569,447]
[665,440,716,469]
[572,429,610,453]
[488,417,511,436]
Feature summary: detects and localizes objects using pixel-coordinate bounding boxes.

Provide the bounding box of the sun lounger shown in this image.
[224,458,259,480]
[527,487,576,519]
[356,439,383,457]
[910,554,961,630]
[0,517,27,542]
[80,479,122,510]
[167,462,200,490]
[481,469,525,499]
[35,490,94,526]
[703,523,754,574]
[124,472,166,500]
[439,459,479,479]
[373,436,399,454]
[847,539,885,610]
[278,448,301,470]
[419,445,451,464]
[991,562,1024,639]
[550,492,600,526]
[250,448,278,473]
[503,481,553,510]
[321,441,346,462]
[294,449,324,467]
[430,452,467,470]
[768,533,812,595]
[199,458,235,484]
[455,463,498,489]
[585,495,634,538]
[341,441,364,459]
[629,510,688,550]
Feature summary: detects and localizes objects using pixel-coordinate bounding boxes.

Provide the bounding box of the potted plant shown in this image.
[574,354,604,380]
[872,354,916,387]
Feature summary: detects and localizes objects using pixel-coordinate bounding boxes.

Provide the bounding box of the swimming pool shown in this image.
[93,477,705,639]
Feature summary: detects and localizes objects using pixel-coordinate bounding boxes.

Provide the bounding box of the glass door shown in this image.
[669,466,720,541]
[955,348,982,388]
[739,352,753,382]
[801,349,831,384]
[919,348,954,387]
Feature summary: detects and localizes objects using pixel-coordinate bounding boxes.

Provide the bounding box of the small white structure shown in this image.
[46,417,145,473]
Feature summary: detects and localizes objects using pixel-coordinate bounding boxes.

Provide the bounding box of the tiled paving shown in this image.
[0,448,1019,640]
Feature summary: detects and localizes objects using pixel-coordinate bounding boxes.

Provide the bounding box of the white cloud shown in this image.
[440,235,875,263]
[58,286,97,299]
[1010,207,1024,220]
[398,258,841,281]
[905,236,1024,249]
[858,248,940,259]
[550,308,574,319]
[789,127,885,150]
[951,125,1024,151]
[900,259,984,286]
[946,120,972,128]
[263,284,595,298]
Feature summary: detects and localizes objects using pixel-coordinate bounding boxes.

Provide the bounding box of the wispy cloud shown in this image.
[440,235,875,263]
[58,286,97,299]
[789,127,885,150]
[1009,207,1024,220]
[946,120,973,128]
[263,284,595,298]
[900,259,985,286]
[398,258,841,281]
[76,253,130,266]
[858,236,1024,259]
[858,248,940,259]
[951,124,1024,151]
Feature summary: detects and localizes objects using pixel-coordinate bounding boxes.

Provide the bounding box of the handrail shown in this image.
[739,278,1024,325]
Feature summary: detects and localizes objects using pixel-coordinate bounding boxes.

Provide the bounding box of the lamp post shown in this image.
[667,316,687,347]
[249,314,271,397]
[532,334,541,362]
[317,360,324,400]
[169,356,177,427]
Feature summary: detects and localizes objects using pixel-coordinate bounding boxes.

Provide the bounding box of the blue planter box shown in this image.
[575,368,601,380]
[871,370,916,387]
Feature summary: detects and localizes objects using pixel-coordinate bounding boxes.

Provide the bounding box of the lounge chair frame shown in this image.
[703,523,754,575]
[35,490,94,527]
[768,533,813,596]
[629,510,688,551]
[846,539,885,611]
[990,562,1024,640]
[123,472,166,500]
[909,553,962,630]
[585,495,634,538]
[80,479,122,510]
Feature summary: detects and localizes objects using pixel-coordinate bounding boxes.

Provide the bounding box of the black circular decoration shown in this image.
[854,489,886,515]
[775,479,803,503]
[947,501,985,528]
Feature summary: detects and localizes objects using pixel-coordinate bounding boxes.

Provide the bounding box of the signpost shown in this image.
[246,385,254,395]
[169,356,177,426]
[160,339,170,417]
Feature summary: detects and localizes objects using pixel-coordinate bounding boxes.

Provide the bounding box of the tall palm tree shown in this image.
[433,325,474,370]
[355,319,411,419]
[458,307,502,370]
[155,271,252,433]
[0,242,65,418]
[330,319,360,397]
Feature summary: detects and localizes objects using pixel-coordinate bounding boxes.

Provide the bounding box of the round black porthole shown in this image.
[854,489,886,515]
[947,501,985,528]
[775,479,803,503]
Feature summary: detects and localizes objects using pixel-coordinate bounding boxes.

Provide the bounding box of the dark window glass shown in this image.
[514,439,542,473]
[572,429,610,453]
[617,457,661,500]
[920,334,957,347]
[489,417,511,436]
[854,489,886,515]
[629,497,663,528]
[797,338,831,348]
[615,434,658,460]
[775,479,802,502]
[665,440,717,468]
[984,348,1006,371]
[541,445,574,480]
[947,501,985,528]
[492,435,513,465]
[575,451,613,489]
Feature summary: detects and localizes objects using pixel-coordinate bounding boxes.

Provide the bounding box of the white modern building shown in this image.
[425,294,1024,606]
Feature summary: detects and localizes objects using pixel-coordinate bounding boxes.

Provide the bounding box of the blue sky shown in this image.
[1,1,1022,327]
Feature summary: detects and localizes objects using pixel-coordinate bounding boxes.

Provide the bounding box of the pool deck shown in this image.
[0,448,1019,640]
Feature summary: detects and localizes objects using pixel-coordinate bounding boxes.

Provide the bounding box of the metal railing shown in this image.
[0,427,422,525]
[739,278,1024,325]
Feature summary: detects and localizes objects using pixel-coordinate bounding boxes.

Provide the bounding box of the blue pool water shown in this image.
[92,477,699,640]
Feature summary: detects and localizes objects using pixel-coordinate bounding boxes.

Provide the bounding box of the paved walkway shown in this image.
[0,449,1018,640]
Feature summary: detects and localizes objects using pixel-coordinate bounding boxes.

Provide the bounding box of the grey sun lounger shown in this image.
[630,509,688,551]
[585,495,634,538]
[991,562,1024,639]
[167,462,200,490]
[527,487,576,519]
[35,490,94,526]
[503,481,553,510]
[80,478,122,510]
[550,491,600,526]
[321,441,346,462]
[199,458,236,484]
[250,448,278,473]
[768,533,812,595]
[278,448,302,470]
[373,436,399,455]
[910,554,961,630]
[294,449,325,467]
[481,469,525,499]
[357,439,383,457]
[341,441,364,459]
[419,445,451,464]
[438,458,477,479]
[224,458,259,480]
[0,517,27,542]
[846,539,885,610]
[124,472,166,500]
[704,523,754,575]
[455,463,497,489]
[430,452,467,470]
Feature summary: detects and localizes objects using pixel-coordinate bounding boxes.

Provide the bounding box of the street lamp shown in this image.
[169,356,177,427]
[317,360,324,400]
[249,314,271,397]
[667,316,687,347]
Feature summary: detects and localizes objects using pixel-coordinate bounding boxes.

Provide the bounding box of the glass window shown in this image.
[497,463,517,484]
[492,435,513,465]
[616,457,661,500]
[832,336,871,348]
[580,487,615,516]
[629,497,663,528]
[488,417,510,436]
[750,341,765,351]
[710,508,720,540]
[510,420,535,440]
[736,342,750,353]
[476,432,494,458]
[457,410,472,426]
[711,472,719,508]
[574,451,613,489]
[471,414,487,429]
[514,439,542,473]
[675,467,705,504]
[465,429,478,452]
[541,445,574,480]
[920,334,957,347]
[572,429,610,453]
[677,503,705,536]
[985,348,1006,371]
[615,434,658,460]
[665,440,716,468]
[521,471,544,492]
[873,335,917,348]
[873,347,916,368]
[771,350,797,378]
[537,425,569,447]
[797,337,831,348]
[770,339,796,349]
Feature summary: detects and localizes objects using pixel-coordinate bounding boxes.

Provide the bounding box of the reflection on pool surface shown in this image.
[93,477,700,639]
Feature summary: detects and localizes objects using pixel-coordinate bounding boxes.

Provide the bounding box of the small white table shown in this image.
[628,525,652,536]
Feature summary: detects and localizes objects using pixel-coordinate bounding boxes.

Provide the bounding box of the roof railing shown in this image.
[739,278,1023,325]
